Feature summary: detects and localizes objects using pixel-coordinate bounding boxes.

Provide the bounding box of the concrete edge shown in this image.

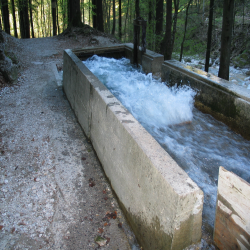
[63,48,204,250]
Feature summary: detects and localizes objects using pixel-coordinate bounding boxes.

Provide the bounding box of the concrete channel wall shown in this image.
[63,46,204,250]
[162,60,250,140]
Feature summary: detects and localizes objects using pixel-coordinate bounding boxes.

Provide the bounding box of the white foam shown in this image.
[84,55,196,128]
[83,55,250,229]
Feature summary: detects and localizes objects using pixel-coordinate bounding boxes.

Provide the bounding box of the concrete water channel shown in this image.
[63,44,250,250]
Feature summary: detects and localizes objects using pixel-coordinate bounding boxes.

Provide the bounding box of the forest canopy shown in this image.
[1,0,250,79]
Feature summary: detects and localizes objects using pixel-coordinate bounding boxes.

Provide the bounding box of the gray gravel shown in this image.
[0,34,138,250]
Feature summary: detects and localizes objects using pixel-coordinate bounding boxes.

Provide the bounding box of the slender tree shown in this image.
[124,0,129,40]
[81,0,84,23]
[111,0,115,34]
[10,0,18,37]
[179,0,192,62]
[218,0,235,80]
[155,0,163,35]
[119,0,121,39]
[205,0,214,72]
[57,0,60,34]
[172,0,180,51]
[148,0,153,24]
[92,0,96,28]
[89,0,91,25]
[52,0,57,35]
[1,0,10,34]
[161,0,172,59]
[135,0,139,18]
[18,0,30,38]
[29,0,35,38]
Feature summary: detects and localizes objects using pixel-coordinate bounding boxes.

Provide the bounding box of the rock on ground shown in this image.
[0,33,138,249]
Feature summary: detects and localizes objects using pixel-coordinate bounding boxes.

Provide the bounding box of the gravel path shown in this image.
[0,34,138,249]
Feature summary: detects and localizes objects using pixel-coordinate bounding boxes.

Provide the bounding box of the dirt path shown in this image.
[0,34,138,249]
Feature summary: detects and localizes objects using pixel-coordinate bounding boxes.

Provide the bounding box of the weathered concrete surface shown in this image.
[73,43,164,76]
[162,60,250,140]
[63,49,204,250]
[124,43,164,76]
[214,167,250,250]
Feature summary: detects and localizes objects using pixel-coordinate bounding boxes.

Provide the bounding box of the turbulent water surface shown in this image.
[83,55,250,229]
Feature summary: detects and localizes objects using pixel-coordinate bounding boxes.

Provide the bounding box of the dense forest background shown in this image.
[1,0,250,79]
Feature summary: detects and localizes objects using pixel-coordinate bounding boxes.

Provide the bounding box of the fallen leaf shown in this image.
[89,178,95,187]
[104,222,108,227]
[18,221,26,226]
[98,228,104,234]
[105,211,117,220]
[89,182,95,187]
[0,225,3,230]
[34,177,37,182]
[106,237,110,244]
[95,236,107,246]
[11,227,15,233]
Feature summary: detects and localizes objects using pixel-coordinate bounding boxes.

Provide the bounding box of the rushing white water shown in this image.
[83,55,250,230]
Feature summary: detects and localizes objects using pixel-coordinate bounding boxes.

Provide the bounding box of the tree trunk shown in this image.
[96,0,104,31]
[18,0,30,38]
[81,0,84,23]
[161,0,172,59]
[171,0,179,53]
[92,0,96,28]
[57,0,60,34]
[111,0,115,34]
[43,1,47,36]
[68,0,82,27]
[124,0,129,41]
[89,0,90,25]
[155,0,163,35]
[52,0,57,35]
[218,0,234,80]
[103,0,107,32]
[11,0,18,37]
[1,0,11,34]
[205,0,214,72]
[108,0,111,33]
[148,0,152,24]
[179,0,192,62]
[29,0,35,38]
[119,0,121,39]
[135,0,139,18]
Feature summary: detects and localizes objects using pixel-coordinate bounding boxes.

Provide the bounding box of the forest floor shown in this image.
[0,29,218,250]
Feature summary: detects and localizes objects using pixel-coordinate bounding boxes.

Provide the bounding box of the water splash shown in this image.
[83,55,250,230]
[84,55,196,128]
